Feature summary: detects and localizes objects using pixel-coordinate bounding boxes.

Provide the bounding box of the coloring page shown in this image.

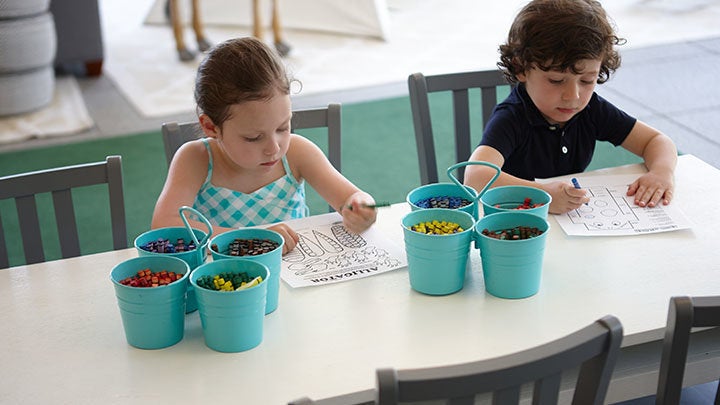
[278,212,407,287]
[550,174,692,236]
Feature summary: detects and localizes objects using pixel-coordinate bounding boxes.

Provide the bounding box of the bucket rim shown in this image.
[110,255,190,288]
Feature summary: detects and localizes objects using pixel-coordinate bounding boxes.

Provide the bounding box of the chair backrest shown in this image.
[161,103,342,173]
[408,69,508,185]
[377,315,623,405]
[161,120,204,167]
[0,156,127,269]
[655,295,720,405]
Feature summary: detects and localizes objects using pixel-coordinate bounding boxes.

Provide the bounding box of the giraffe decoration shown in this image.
[167,0,291,61]
[253,0,291,57]
[168,0,211,61]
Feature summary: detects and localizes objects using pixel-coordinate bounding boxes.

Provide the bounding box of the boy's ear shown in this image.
[516,71,527,83]
[198,114,220,138]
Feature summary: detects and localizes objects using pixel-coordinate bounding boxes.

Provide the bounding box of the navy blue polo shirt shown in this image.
[480,84,637,180]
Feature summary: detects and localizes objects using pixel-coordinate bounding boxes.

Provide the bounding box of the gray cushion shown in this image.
[0,66,54,116]
[0,12,56,73]
[0,0,49,18]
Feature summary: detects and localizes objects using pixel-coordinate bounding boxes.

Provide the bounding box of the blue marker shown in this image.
[571,177,588,205]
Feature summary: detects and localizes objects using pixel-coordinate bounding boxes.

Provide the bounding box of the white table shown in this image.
[1,154,719,405]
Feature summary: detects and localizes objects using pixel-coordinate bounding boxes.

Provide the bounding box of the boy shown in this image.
[464,0,677,214]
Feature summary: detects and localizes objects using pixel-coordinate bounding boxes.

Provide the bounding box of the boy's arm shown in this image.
[464,145,588,214]
[620,120,677,207]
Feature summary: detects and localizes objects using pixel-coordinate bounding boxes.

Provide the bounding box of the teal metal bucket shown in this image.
[474,212,550,299]
[190,260,269,353]
[406,182,479,218]
[481,185,551,219]
[209,228,284,315]
[133,206,213,313]
[401,208,476,295]
[110,255,190,349]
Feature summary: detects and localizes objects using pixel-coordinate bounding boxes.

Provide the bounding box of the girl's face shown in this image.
[517,59,601,126]
[206,92,292,172]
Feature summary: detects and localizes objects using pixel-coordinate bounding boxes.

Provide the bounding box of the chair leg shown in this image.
[714,379,719,405]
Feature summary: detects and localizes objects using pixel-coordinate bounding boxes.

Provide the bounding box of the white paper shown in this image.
[278,212,407,288]
[550,174,692,236]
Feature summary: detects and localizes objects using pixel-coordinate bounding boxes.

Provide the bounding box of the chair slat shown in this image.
[452,88,471,182]
[15,195,45,265]
[52,189,81,258]
[0,214,9,268]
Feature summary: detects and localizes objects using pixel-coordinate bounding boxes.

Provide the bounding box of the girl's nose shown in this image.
[264,138,281,155]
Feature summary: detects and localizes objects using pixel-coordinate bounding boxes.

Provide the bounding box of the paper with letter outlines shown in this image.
[279,212,407,287]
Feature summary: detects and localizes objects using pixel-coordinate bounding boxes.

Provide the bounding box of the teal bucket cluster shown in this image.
[133,206,213,313]
[209,228,284,315]
[406,182,479,218]
[110,255,190,349]
[401,208,476,295]
[190,260,269,353]
[474,211,550,299]
[481,185,552,219]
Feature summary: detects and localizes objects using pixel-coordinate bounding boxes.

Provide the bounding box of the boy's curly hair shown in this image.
[498,0,625,84]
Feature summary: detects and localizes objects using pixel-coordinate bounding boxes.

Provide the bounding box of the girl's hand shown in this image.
[541,181,589,214]
[626,170,674,207]
[267,223,300,255]
[341,195,378,234]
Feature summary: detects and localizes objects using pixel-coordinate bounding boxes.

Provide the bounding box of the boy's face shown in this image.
[516,59,602,126]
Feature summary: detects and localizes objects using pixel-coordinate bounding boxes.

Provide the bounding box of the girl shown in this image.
[152,37,377,254]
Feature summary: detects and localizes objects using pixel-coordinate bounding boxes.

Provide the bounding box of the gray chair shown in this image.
[656,296,720,405]
[0,156,127,269]
[290,315,623,405]
[408,70,508,185]
[162,103,342,172]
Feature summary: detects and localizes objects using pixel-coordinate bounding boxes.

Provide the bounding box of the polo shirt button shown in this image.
[562,146,568,154]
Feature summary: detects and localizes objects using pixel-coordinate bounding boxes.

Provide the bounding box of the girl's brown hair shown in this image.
[498,0,625,84]
[194,37,291,128]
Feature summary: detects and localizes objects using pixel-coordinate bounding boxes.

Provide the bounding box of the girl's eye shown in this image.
[278,126,290,133]
[244,135,262,142]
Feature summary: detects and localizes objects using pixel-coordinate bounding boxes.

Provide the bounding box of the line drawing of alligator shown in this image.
[283,223,395,277]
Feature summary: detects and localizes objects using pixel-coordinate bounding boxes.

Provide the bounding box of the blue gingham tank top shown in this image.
[192,138,309,227]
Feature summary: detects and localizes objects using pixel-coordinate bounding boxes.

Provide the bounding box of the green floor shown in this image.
[0,93,642,267]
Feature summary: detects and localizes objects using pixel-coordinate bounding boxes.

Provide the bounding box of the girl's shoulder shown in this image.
[287,133,325,157]
[172,138,211,169]
[285,133,332,177]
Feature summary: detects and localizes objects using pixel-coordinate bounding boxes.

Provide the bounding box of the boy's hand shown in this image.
[542,181,589,214]
[267,223,300,255]
[626,170,674,207]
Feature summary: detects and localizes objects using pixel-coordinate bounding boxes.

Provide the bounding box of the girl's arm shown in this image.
[464,145,588,214]
[151,140,226,233]
[288,135,377,233]
[620,120,677,207]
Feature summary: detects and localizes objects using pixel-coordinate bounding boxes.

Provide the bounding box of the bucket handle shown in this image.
[446,161,501,204]
[179,206,213,249]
